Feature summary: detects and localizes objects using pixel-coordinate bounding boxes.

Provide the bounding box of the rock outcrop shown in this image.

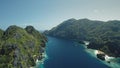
[0,25,47,68]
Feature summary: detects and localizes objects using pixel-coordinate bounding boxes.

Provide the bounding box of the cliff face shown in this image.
[44,18,120,57]
[0,25,47,68]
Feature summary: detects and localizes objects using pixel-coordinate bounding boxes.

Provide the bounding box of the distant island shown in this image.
[44,18,120,61]
[0,25,47,68]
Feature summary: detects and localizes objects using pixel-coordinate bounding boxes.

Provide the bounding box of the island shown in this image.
[0,25,47,68]
[44,18,120,61]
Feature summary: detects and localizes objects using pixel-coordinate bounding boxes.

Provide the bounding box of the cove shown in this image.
[40,36,109,68]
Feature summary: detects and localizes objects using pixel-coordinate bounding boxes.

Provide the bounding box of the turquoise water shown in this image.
[39,36,110,68]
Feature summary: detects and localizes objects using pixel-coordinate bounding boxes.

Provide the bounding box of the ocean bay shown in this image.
[40,36,109,68]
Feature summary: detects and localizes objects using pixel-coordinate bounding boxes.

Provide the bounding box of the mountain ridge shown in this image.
[44,18,120,57]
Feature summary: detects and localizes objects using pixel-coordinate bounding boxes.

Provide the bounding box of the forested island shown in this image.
[0,25,47,68]
[44,18,120,59]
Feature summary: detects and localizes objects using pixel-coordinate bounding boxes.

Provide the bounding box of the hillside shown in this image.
[44,18,120,57]
[0,25,47,68]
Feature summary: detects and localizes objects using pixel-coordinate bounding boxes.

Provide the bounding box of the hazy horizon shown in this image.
[0,0,120,30]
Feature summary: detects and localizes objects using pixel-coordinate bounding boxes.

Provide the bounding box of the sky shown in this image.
[0,0,120,30]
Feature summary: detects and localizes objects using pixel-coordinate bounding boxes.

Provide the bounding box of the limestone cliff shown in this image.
[0,25,47,68]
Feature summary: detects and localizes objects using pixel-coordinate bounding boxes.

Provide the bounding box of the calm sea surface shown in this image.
[39,36,109,68]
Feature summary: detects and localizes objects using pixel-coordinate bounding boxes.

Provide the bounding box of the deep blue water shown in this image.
[41,36,109,68]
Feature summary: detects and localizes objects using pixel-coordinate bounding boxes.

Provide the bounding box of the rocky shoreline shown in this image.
[31,51,48,68]
[80,41,120,68]
[95,50,115,62]
[80,41,115,62]
[30,52,47,68]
